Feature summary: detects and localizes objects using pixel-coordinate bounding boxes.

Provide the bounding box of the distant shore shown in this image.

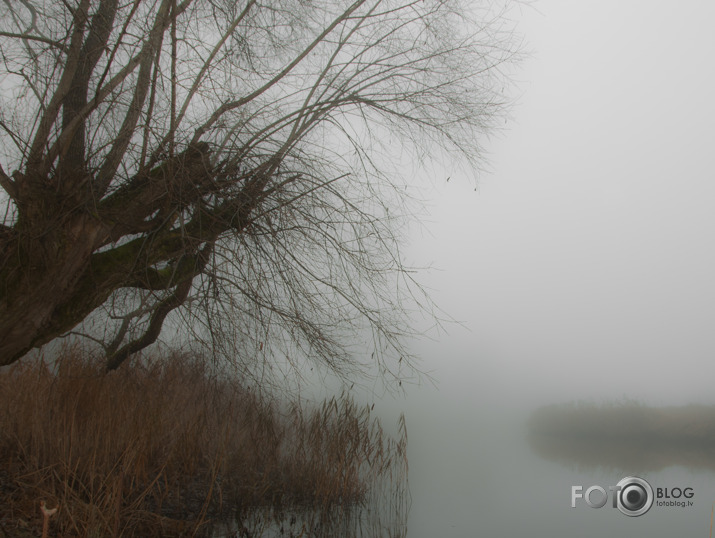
[527,401,715,472]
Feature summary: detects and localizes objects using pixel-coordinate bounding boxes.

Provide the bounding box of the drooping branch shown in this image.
[105,242,213,370]
[104,276,193,370]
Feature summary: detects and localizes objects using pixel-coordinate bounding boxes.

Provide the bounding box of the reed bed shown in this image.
[529,400,715,441]
[527,400,715,472]
[0,348,408,537]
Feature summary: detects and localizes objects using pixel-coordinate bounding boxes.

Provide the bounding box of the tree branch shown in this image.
[0,31,68,52]
[25,0,90,172]
[97,142,213,242]
[190,0,367,144]
[105,242,212,370]
[59,0,120,187]
[105,276,193,370]
[94,0,176,195]
[0,164,18,200]
[129,250,211,291]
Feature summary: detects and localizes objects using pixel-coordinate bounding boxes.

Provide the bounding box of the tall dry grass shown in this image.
[0,348,408,537]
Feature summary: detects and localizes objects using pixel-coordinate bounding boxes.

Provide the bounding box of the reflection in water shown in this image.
[527,401,715,472]
[211,482,409,537]
[210,411,410,538]
[212,500,409,538]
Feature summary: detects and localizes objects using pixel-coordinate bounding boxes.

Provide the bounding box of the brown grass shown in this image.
[527,400,715,473]
[0,348,408,537]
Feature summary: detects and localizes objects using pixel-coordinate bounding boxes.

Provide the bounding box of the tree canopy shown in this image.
[0,0,518,378]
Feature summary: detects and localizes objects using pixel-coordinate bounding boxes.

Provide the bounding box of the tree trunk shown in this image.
[0,211,110,365]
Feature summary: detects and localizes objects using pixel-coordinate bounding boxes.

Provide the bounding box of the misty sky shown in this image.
[408,0,715,408]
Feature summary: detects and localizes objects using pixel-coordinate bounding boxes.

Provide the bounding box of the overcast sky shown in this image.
[408,0,715,408]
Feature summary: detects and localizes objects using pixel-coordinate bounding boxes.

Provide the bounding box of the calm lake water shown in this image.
[216,350,715,537]
[398,386,715,537]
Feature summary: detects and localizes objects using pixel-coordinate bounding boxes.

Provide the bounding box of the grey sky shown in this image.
[409,0,715,407]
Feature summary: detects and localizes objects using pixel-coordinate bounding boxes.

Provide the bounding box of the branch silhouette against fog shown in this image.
[0,0,518,380]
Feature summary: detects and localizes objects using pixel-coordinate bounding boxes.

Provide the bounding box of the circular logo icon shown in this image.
[616,476,653,517]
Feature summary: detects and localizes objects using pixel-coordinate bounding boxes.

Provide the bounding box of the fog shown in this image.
[407,0,715,409]
[369,1,715,536]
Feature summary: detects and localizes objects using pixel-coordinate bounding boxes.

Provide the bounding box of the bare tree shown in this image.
[0,0,518,377]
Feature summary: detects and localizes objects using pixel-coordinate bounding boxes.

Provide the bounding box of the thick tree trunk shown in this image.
[0,212,110,365]
[0,144,261,367]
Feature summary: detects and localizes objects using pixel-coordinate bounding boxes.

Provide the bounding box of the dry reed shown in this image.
[0,347,408,537]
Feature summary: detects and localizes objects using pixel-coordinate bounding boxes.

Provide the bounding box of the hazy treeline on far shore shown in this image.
[528,400,715,473]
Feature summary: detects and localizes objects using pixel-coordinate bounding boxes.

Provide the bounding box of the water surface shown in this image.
[395,377,715,537]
